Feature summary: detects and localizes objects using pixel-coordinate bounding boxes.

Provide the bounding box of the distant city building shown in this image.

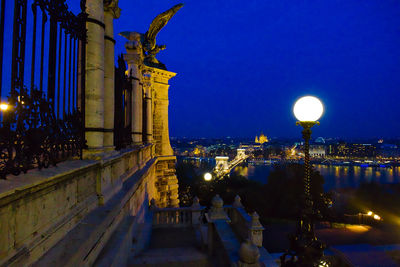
[255,132,268,144]
[328,143,376,158]
[309,145,326,158]
[378,144,400,158]
[315,137,326,144]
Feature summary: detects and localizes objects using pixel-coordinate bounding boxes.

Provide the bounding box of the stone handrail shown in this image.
[150,198,205,228]
[206,195,278,266]
[225,205,250,243]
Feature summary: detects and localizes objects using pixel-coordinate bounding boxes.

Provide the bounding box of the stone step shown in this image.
[128,247,210,267]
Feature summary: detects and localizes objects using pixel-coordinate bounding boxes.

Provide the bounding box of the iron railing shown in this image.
[114,54,132,150]
[0,0,87,179]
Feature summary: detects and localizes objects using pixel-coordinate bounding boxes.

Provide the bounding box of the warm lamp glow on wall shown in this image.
[0,103,9,111]
[293,96,324,122]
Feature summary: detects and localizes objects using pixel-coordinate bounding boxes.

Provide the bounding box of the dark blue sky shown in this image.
[75,1,400,138]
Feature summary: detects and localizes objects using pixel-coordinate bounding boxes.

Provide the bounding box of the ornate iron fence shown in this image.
[114,54,132,150]
[0,0,87,179]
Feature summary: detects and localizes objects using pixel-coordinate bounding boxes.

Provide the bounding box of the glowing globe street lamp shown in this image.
[281,96,325,266]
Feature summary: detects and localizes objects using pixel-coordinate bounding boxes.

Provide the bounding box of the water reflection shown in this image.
[232,164,400,191]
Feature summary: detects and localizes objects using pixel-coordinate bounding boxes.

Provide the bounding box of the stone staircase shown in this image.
[128,247,210,267]
[128,228,210,267]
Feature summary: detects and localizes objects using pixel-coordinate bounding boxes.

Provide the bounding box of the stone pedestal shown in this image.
[85,0,105,152]
[103,0,120,150]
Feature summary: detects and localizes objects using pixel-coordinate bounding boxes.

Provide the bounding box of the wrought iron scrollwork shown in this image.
[0,87,85,179]
[0,0,87,179]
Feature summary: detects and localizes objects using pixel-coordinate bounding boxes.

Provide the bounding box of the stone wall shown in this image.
[155,156,179,208]
[0,145,156,266]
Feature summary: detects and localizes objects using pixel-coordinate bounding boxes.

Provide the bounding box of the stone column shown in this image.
[123,34,143,145]
[142,66,179,207]
[142,71,153,143]
[143,66,175,156]
[84,0,105,152]
[103,0,120,150]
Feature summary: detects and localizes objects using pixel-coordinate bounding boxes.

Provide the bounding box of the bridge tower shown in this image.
[215,156,230,171]
[237,148,246,159]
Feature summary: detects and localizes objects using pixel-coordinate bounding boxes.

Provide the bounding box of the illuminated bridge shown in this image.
[212,149,249,179]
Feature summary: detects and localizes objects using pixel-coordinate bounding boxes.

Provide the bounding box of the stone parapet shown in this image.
[0,145,156,267]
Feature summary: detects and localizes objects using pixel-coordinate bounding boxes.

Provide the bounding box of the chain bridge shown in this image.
[212,148,249,179]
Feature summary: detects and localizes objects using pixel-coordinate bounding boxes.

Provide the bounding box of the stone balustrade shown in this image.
[206,195,278,267]
[150,198,205,228]
[0,144,156,266]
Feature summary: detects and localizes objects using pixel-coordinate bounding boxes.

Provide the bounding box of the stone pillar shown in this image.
[191,196,202,226]
[143,66,175,156]
[142,71,153,143]
[84,0,105,152]
[249,212,264,247]
[233,195,244,208]
[208,194,230,221]
[142,66,179,207]
[123,35,143,144]
[103,0,120,150]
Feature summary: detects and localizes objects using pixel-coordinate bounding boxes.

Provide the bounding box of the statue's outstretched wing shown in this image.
[144,3,183,50]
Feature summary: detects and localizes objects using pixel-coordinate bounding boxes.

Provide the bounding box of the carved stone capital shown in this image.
[104,0,121,19]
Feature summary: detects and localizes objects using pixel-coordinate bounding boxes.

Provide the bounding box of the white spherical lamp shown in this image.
[293,96,324,122]
[204,172,212,181]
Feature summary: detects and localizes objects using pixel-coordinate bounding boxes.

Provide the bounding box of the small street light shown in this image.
[281,95,325,266]
[373,214,381,220]
[204,172,212,181]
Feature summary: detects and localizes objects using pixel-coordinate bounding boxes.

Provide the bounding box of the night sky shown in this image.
[56,1,400,138]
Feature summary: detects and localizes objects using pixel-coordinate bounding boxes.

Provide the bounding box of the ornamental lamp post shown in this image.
[281,96,326,266]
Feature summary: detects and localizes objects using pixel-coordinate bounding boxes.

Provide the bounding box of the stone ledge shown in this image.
[0,159,98,206]
[0,145,152,206]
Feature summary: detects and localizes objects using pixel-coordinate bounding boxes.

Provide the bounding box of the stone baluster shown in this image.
[84,0,105,153]
[103,0,120,150]
[191,196,202,226]
[149,198,158,210]
[249,212,264,247]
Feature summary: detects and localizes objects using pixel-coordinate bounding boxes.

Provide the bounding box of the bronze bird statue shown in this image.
[119,3,183,69]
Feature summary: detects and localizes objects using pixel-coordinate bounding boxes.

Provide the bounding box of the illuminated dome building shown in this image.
[255,132,268,144]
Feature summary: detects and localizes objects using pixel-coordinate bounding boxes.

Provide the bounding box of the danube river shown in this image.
[233,164,400,191]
